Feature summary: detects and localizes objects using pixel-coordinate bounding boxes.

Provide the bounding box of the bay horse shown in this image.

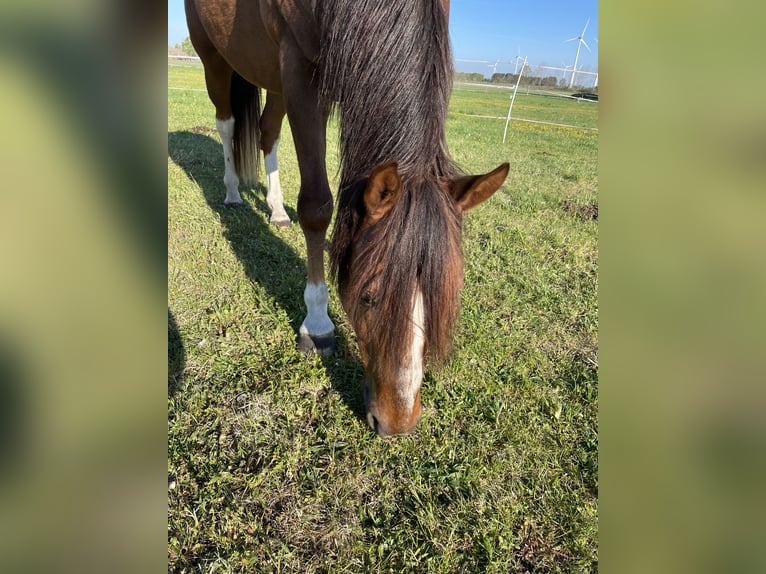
[185,0,509,437]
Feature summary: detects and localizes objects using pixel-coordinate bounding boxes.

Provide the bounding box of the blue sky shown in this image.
[169,1,598,77]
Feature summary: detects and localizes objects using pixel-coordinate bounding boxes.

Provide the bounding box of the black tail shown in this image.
[230,72,261,186]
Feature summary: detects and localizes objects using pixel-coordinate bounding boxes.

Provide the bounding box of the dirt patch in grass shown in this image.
[189,125,217,136]
[562,199,598,221]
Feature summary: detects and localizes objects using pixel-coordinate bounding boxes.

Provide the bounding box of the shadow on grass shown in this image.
[168,130,366,422]
[168,309,184,399]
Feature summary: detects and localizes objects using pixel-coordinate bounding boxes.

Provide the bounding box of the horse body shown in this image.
[186,0,282,93]
[185,0,509,437]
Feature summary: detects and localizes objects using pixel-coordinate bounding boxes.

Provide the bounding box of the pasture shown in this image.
[168,61,597,572]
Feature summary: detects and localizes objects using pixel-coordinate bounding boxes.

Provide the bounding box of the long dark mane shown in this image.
[316,0,458,184]
[320,0,464,377]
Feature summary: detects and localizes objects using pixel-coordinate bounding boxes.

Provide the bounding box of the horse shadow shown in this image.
[168,130,366,421]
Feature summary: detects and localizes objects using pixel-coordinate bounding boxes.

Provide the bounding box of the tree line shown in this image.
[173,37,197,57]
[454,70,595,91]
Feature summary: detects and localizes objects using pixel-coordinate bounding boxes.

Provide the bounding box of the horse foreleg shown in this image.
[296,195,336,355]
[260,92,290,227]
[281,36,336,355]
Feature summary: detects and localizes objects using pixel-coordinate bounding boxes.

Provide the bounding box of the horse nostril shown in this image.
[371,415,379,434]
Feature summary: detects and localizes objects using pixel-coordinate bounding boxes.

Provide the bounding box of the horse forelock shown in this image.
[330,177,463,384]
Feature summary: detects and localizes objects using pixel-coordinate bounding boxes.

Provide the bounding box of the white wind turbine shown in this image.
[565,19,591,89]
[593,38,598,87]
[514,47,524,74]
[560,62,573,87]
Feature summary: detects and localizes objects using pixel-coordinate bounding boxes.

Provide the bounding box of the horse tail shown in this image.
[230,71,261,186]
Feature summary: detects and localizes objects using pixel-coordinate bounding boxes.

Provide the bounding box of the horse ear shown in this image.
[448,163,509,212]
[364,161,403,223]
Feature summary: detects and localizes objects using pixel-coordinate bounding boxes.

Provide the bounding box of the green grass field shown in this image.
[451,83,598,131]
[168,61,598,572]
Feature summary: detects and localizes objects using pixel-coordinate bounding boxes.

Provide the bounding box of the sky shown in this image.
[168,1,598,78]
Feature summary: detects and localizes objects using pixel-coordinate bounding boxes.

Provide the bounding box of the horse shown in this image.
[185,0,509,437]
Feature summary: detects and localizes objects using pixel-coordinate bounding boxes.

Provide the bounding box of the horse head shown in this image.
[333,161,509,437]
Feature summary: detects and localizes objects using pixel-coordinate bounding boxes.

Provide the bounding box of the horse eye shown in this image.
[361,291,377,308]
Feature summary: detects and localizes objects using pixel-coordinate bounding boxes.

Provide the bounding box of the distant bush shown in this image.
[455,71,487,83]
[179,36,197,57]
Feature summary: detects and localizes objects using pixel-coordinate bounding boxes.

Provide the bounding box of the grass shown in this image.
[168,61,597,573]
[451,83,598,130]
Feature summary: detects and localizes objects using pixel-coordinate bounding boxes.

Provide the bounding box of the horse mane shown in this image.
[319,0,464,377]
[316,0,459,184]
[332,180,464,381]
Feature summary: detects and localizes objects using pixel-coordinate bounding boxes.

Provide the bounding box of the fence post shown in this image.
[502,57,527,143]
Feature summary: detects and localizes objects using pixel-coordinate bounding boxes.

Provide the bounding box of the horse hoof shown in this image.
[224,198,244,206]
[298,333,336,356]
[270,216,291,228]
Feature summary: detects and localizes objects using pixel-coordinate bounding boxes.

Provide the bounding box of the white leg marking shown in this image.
[299,282,335,337]
[397,290,425,411]
[215,117,242,205]
[264,137,290,225]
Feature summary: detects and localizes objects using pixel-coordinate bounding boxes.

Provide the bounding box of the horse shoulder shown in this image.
[268,0,320,63]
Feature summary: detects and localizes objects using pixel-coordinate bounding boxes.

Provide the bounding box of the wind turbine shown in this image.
[565,19,591,89]
[560,62,573,87]
[514,47,524,74]
[593,38,598,88]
